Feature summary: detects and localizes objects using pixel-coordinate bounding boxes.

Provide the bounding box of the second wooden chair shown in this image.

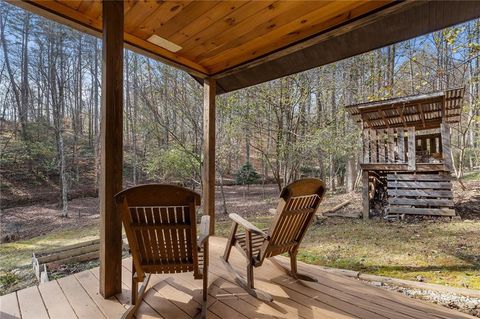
[222,178,325,301]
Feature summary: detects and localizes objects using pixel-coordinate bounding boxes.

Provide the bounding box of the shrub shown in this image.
[235,162,260,185]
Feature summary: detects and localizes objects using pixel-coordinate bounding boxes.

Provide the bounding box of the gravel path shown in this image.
[365,280,480,317]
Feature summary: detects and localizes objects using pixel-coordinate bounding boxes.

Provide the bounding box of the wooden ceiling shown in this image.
[9,1,480,93]
[14,0,391,75]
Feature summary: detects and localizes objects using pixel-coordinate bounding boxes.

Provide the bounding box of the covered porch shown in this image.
[1,236,476,319]
[2,1,480,318]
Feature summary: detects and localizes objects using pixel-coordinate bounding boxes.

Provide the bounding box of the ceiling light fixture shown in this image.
[147,34,182,52]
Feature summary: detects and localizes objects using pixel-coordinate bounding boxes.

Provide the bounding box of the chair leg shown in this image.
[247,260,254,289]
[269,252,318,283]
[290,251,298,276]
[197,273,208,319]
[192,267,208,319]
[221,229,272,302]
[289,251,317,282]
[121,273,151,319]
[131,271,138,305]
[202,241,209,317]
[222,222,238,262]
[221,257,273,302]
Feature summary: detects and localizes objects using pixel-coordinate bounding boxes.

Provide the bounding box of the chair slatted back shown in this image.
[115,184,201,279]
[262,179,325,259]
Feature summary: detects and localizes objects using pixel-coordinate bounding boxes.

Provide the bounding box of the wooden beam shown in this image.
[417,103,426,128]
[441,123,453,171]
[370,129,377,163]
[378,130,385,163]
[362,129,369,164]
[407,127,416,171]
[203,78,216,234]
[397,129,405,163]
[99,0,123,298]
[361,163,445,172]
[387,128,394,163]
[380,110,389,128]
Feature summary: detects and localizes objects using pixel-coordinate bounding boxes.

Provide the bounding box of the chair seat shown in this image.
[234,229,268,263]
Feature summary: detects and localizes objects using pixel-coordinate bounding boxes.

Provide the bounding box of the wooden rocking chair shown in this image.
[222,178,325,302]
[115,184,210,319]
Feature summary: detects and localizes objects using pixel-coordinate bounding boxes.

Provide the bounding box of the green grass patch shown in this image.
[217,217,480,290]
[461,171,480,181]
[0,224,99,294]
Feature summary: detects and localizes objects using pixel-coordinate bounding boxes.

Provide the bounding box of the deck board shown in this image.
[1,236,476,319]
[0,292,21,319]
[38,280,77,319]
[57,273,105,318]
[74,270,126,318]
[17,286,49,319]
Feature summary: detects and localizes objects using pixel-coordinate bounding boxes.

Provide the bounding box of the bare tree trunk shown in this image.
[346,155,356,192]
[218,172,228,214]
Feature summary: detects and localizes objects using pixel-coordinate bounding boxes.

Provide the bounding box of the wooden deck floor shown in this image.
[0,236,475,319]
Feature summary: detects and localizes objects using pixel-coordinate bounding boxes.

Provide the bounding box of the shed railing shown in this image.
[361,124,452,171]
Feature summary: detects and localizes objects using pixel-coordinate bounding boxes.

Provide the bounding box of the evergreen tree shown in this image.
[235,162,260,186]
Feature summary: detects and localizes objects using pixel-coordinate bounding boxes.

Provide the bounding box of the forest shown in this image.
[0,1,479,215]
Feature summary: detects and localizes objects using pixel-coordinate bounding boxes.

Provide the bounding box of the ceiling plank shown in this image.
[168,1,248,45]
[155,1,221,40]
[194,0,335,63]
[124,1,164,34]
[132,1,194,40]
[208,0,391,73]
[177,1,275,52]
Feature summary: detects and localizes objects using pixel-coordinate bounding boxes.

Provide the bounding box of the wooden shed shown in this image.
[346,88,465,219]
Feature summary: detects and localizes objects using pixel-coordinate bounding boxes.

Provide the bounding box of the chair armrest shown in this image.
[228,213,269,240]
[197,215,210,247]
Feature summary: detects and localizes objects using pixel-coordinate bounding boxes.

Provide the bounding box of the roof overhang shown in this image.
[9,1,480,94]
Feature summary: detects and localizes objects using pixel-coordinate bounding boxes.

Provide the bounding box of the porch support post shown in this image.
[100,0,124,298]
[203,78,216,234]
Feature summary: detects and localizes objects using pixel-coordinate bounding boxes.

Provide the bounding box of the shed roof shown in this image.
[345,88,465,130]
[10,1,480,94]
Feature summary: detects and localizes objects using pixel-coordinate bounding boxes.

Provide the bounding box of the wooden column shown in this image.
[378,130,385,163]
[100,0,123,298]
[441,123,452,171]
[407,127,416,171]
[397,129,405,163]
[387,128,394,163]
[362,128,369,164]
[203,78,216,234]
[371,130,377,163]
[362,170,369,219]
